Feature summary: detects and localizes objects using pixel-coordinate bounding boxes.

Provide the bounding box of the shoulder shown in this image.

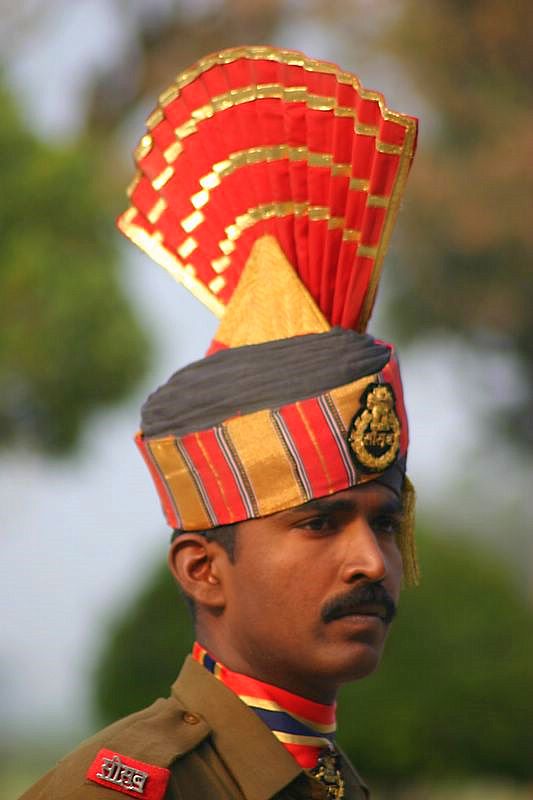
[337,746,370,799]
[19,693,211,800]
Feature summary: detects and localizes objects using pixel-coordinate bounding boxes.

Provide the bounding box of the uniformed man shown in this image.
[21,46,419,799]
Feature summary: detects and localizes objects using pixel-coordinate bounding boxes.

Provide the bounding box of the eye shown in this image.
[296,514,338,534]
[371,513,402,537]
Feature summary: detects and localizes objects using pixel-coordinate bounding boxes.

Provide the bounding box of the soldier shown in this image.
[21,45,418,800]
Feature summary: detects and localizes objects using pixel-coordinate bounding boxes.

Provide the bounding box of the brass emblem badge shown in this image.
[310,748,345,799]
[348,382,400,472]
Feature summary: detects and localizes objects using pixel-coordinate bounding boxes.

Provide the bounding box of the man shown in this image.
[21,46,418,799]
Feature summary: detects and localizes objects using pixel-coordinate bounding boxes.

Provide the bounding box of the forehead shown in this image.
[282,483,401,517]
[239,482,401,534]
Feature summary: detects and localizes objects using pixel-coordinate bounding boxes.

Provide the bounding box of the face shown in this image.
[211,482,403,702]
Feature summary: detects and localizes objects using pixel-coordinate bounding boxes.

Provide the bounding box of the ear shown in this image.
[168,534,226,611]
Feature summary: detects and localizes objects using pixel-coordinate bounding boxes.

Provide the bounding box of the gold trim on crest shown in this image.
[116,213,225,317]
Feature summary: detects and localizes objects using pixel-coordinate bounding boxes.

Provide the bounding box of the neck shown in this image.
[193,641,336,770]
[196,631,339,704]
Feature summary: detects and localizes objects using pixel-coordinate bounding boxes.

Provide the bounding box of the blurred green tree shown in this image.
[94,558,193,728]
[338,530,533,784]
[94,527,532,784]
[0,86,149,452]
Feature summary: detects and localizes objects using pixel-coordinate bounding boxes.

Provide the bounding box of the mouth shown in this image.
[329,604,388,623]
[321,584,397,626]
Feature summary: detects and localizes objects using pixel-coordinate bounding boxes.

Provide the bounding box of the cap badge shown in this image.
[348,382,400,472]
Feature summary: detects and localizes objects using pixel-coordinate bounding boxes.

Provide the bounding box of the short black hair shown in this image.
[171,524,238,618]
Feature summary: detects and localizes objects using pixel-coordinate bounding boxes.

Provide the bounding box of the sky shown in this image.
[1,0,531,741]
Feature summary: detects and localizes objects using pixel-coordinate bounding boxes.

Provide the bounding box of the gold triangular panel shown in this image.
[214,235,330,347]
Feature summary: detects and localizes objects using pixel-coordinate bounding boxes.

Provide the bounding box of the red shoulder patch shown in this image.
[87,748,170,799]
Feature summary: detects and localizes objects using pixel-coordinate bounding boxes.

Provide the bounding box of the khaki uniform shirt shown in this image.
[20,657,369,799]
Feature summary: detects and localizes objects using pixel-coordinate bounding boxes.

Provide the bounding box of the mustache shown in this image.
[321,582,397,625]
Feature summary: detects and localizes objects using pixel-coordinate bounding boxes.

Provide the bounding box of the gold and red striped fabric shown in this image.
[118,46,417,333]
[136,355,408,531]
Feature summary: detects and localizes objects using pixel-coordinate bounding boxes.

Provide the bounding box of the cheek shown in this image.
[227,554,287,612]
[387,542,403,599]
[239,556,320,619]
[267,556,334,615]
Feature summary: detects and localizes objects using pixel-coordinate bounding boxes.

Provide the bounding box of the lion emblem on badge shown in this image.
[348,382,401,472]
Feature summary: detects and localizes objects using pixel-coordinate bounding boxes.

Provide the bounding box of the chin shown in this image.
[325,640,385,685]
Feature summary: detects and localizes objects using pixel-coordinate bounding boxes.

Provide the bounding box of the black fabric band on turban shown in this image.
[373,456,406,498]
[141,328,390,438]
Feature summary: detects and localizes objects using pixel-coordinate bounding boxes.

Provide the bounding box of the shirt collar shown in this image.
[172,656,302,800]
[172,656,368,800]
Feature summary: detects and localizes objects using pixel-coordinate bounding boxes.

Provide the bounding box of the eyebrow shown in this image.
[373,497,404,516]
[284,498,357,517]
[281,494,403,519]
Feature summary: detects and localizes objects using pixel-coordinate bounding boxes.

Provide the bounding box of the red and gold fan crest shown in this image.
[119,46,419,581]
[118,45,417,340]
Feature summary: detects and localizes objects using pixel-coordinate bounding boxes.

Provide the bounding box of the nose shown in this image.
[340,518,387,584]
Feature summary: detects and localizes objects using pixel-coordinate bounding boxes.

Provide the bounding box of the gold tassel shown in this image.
[399,475,420,586]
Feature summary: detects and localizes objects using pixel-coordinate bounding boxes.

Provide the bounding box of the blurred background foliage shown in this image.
[0,83,149,452]
[382,0,533,449]
[2,0,532,796]
[94,527,533,788]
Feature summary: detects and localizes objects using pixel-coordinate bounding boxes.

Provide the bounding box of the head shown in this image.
[168,479,404,703]
[139,328,415,702]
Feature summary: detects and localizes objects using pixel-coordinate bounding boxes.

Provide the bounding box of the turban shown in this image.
[118,46,419,583]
